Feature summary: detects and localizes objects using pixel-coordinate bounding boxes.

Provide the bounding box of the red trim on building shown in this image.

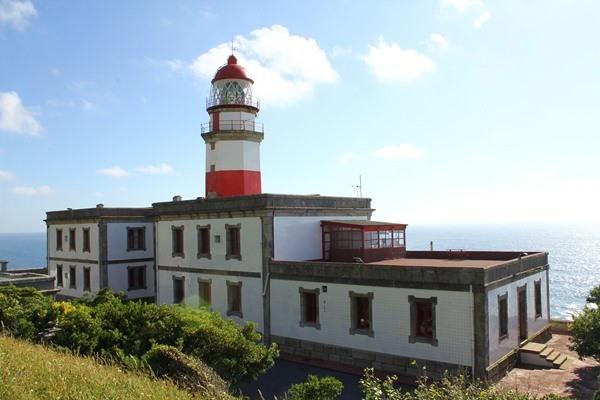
[205,170,261,198]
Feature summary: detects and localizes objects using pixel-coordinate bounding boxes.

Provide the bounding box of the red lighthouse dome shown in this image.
[212,55,254,84]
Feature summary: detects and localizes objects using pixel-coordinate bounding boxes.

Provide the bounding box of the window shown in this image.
[69,265,76,289]
[198,279,211,308]
[69,228,76,251]
[127,227,146,251]
[56,264,63,287]
[82,228,91,252]
[227,281,243,317]
[172,226,185,258]
[498,293,509,341]
[173,276,185,305]
[56,229,63,251]
[349,291,374,337]
[83,267,91,292]
[409,296,438,346]
[226,224,241,260]
[197,225,211,259]
[534,280,542,318]
[128,266,146,290]
[299,287,320,329]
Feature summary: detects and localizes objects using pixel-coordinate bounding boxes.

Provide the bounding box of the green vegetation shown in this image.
[0,334,205,400]
[0,286,277,390]
[569,284,600,400]
[285,375,343,400]
[359,368,570,400]
[569,284,600,362]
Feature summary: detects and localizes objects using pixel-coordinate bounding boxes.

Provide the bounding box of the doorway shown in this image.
[517,285,528,342]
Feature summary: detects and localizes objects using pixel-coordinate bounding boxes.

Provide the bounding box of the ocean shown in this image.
[1,223,598,320]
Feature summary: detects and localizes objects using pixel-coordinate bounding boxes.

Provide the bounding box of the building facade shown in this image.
[44,54,552,381]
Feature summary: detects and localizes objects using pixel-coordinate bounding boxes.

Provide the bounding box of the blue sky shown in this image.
[1,0,599,233]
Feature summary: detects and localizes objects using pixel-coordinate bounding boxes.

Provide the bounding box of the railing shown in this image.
[206,95,260,109]
[201,120,264,134]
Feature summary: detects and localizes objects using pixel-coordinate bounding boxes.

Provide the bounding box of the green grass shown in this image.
[0,334,227,400]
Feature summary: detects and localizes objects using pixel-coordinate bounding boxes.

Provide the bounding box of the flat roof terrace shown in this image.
[271,251,548,291]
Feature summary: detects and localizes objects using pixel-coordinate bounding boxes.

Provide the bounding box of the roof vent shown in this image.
[173,195,182,202]
[96,203,104,208]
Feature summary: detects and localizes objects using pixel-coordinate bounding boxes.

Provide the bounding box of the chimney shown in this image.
[96,203,104,208]
[173,195,182,202]
[0,260,8,272]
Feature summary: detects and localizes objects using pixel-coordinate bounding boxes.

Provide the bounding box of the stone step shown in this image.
[540,347,553,358]
[521,342,547,353]
[546,351,560,362]
[552,353,567,367]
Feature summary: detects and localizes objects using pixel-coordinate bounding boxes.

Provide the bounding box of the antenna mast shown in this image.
[353,175,363,198]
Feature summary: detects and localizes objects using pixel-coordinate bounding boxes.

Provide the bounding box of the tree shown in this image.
[569,284,600,362]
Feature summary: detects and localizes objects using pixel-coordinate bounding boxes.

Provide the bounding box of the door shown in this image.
[518,286,528,342]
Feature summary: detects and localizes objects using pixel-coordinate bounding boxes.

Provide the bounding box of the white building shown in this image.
[45,55,552,381]
[46,206,155,301]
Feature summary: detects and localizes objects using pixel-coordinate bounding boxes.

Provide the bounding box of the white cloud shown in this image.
[134,163,173,175]
[371,144,426,160]
[474,11,490,28]
[362,37,435,82]
[190,25,339,107]
[51,68,59,77]
[0,170,15,181]
[95,166,131,178]
[11,185,55,196]
[0,91,42,135]
[429,34,450,53]
[0,0,36,31]
[442,0,482,11]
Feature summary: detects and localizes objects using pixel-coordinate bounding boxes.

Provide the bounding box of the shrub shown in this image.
[0,286,55,339]
[359,368,570,399]
[286,375,343,400]
[142,344,231,399]
[569,284,600,362]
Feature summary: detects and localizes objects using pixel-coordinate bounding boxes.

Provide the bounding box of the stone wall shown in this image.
[271,334,468,380]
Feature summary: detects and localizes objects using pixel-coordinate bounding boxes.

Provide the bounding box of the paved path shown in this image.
[239,359,365,400]
[497,334,600,400]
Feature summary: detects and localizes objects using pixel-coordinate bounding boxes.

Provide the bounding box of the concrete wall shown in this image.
[273,216,366,261]
[487,269,549,365]
[270,279,473,368]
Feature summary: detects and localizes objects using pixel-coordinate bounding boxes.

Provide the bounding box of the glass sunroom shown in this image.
[321,220,407,263]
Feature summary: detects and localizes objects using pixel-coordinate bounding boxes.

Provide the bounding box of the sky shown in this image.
[0,0,599,233]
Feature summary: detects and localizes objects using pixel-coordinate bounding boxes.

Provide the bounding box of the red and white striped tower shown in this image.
[201,55,264,198]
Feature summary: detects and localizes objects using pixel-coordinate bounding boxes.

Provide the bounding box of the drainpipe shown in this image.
[470,284,476,382]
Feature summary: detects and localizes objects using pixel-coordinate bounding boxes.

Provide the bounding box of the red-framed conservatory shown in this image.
[321,220,407,263]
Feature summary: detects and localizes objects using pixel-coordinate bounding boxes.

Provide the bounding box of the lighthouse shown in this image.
[201,54,264,198]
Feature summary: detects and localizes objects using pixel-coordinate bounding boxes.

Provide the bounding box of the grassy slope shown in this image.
[0,334,219,400]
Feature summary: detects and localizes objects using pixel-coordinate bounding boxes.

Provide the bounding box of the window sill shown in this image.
[409,336,439,347]
[299,321,321,330]
[227,310,243,318]
[349,328,374,338]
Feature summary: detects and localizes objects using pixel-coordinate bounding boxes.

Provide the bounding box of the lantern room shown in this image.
[321,220,407,263]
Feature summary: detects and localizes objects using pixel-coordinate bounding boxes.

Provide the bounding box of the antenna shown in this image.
[230,38,235,55]
[352,175,363,198]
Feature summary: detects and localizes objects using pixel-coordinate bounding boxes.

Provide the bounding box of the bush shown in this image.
[359,368,570,399]
[143,344,231,399]
[286,375,343,400]
[569,284,600,362]
[0,286,56,339]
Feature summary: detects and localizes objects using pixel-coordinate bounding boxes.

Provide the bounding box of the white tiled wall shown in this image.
[273,216,367,261]
[487,270,549,365]
[270,279,474,366]
[156,216,263,273]
[157,270,264,332]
